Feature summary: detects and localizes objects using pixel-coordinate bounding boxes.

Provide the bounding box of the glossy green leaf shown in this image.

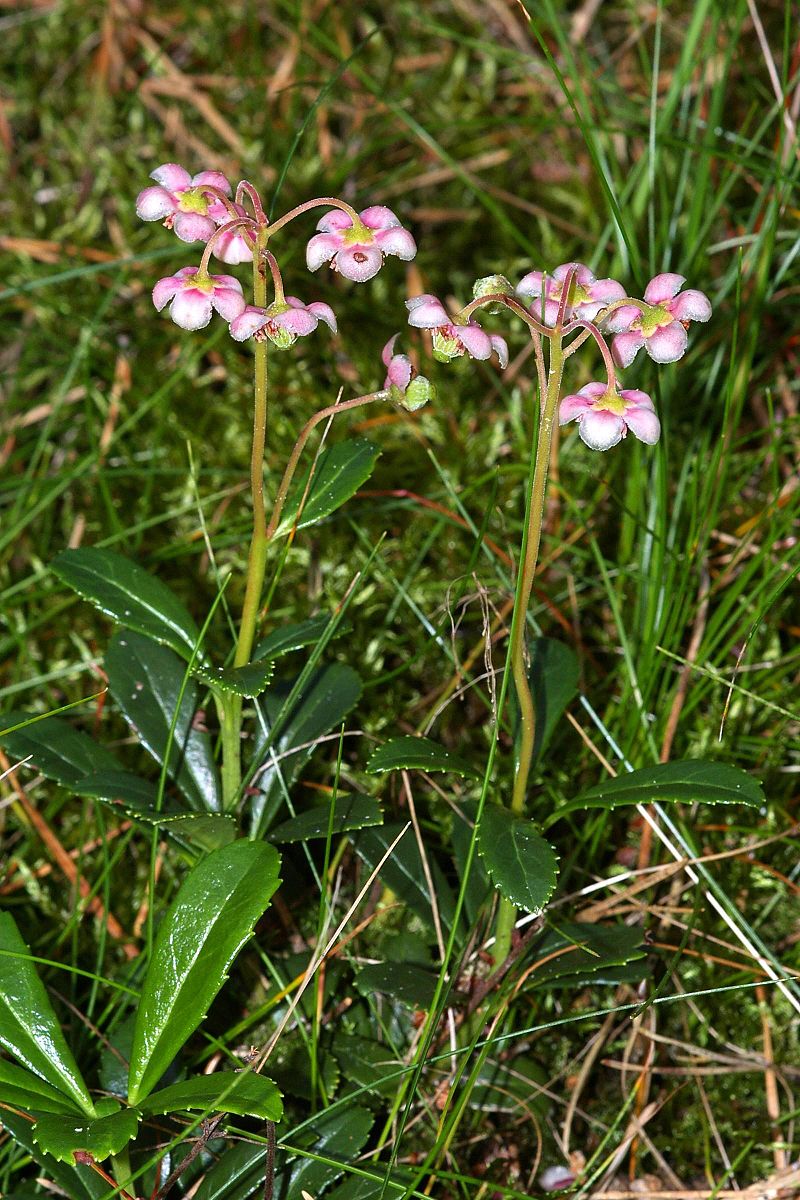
[472,1056,549,1114]
[193,1143,268,1200]
[0,1060,81,1115]
[33,1105,140,1164]
[73,771,236,851]
[355,824,458,934]
[52,547,200,661]
[527,637,579,765]
[106,631,221,812]
[330,1034,401,1098]
[366,735,478,778]
[0,1110,108,1200]
[281,1105,374,1200]
[0,913,94,1115]
[356,962,437,1009]
[274,438,380,538]
[0,712,120,787]
[450,800,492,927]
[478,807,559,912]
[268,794,382,843]
[271,1044,340,1102]
[192,660,274,698]
[140,1072,282,1120]
[253,614,344,662]
[544,759,765,829]
[250,665,362,836]
[526,921,646,987]
[127,840,281,1104]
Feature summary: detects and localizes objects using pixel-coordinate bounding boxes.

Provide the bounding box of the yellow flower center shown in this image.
[592,390,628,416]
[177,187,210,215]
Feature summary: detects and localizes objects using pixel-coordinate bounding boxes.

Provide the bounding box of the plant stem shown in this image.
[492,336,565,965]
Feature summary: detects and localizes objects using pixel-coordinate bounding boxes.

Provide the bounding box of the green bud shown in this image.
[399,375,435,412]
[432,331,461,363]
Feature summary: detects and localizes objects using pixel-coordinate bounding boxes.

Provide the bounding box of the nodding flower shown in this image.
[306,206,416,282]
[517,262,625,326]
[406,294,508,368]
[381,335,435,411]
[606,273,712,367]
[136,163,232,245]
[229,297,337,348]
[559,382,660,451]
[152,267,246,331]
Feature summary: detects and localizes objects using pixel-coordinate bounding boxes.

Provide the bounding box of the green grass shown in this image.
[2,0,799,1195]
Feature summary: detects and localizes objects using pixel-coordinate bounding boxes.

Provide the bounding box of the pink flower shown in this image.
[381,335,435,411]
[406,294,508,368]
[538,1166,575,1192]
[152,267,246,331]
[608,273,712,367]
[517,262,625,326]
[229,296,337,348]
[136,163,232,245]
[207,201,255,264]
[306,205,416,282]
[559,382,660,451]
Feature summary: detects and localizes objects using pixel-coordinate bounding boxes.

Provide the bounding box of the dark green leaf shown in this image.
[274,438,380,538]
[268,794,382,843]
[0,1060,80,1115]
[73,771,236,851]
[52,547,200,661]
[253,615,345,663]
[326,1171,416,1200]
[355,824,457,934]
[106,631,221,812]
[450,800,492,927]
[524,921,646,986]
[355,962,437,1009]
[330,1034,401,1098]
[192,660,274,698]
[249,665,362,836]
[282,1106,374,1200]
[527,637,579,765]
[472,1056,549,1114]
[271,1045,340,1102]
[127,840,281,1104]
[0,1110,109,1200]
[194,1144,267,1200]
[544,759,765,828]
[0,712,120,788]
[33,1105,141,1164]
[366,735,478,778]
[140,1072,282,1121]
[0,913,94,1115]
[478,807,559,912]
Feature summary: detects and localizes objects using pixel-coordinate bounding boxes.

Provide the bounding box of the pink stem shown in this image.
[198,217,259,274]
[236,180,268,225]
[563,319,617,389]
[460,292,552,339]
[263,250,285,302]
[266,196,361,238]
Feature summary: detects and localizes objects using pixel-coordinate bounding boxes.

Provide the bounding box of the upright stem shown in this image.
[220,227,270,810]
[492,336,565,966]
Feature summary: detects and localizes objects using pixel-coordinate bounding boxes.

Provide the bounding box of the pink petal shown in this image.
[603,304,640,333]
[516,270,544,299]
[306,301,337,333]
[579,382,609,401]
[624,405,661,444]
[316,209,352,233]
[306,232,342,272]
[588,277,626,304]
[191,170,231,194]
[212,230,254,264]
[645,320,688,363]
[382,334,400,367]
[406,294,450,328]
[211,286,247,322]
[150,163,191,191]
[612,329,645,367]
[277,307,318,336]
[335,243,383,282]
[374,225,417,260]
[490,334,509,369]
[539,1166,575,1192]
[554,261,594,287]
[458,323,492,360]
[669,289,711,322]
[579,409,626,451]
[210,273,242,291]
[619,388,655,411]
[152,275,181,311]
[359,205,401,230]
[541,298,561,325]
[386,354,413,391]
[644,272,685,305]
[173,211,216,244]
[170,289,213,331]
[136,185,176,221]
[229,306,267,341]
[559,392,592,424]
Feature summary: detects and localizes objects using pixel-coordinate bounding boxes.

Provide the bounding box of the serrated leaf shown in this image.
[253,615,344,663]
[527,637,579,765]
[330,1034,401,1098]
[127,840,281,1104]
[0,1060,81,1115]
[544,759,765,829]
[0,712,121,787]
[33,1106,141,1164]
[249,665,362,837]
[283,1106,374,1200]
[192,660,274,698]
[52,547,200,661]
[106,631,221,812]
[73,771,236,851]
[274,438,380,538]
[268,794,382,843]
[355,962,437,1009]
[526,921,646,987]
[271,1044,340,1102]
[0,1110,109,1200]
[0,913,94,1115]
[450,801,492,927]
[140,1072,282,1121]
[478,807,559,912]
[193,1143,267,1200]
[355,824,458,934]
[366,735,478,778]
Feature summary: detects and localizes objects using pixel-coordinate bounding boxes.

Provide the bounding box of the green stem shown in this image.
[493,336,565,966]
